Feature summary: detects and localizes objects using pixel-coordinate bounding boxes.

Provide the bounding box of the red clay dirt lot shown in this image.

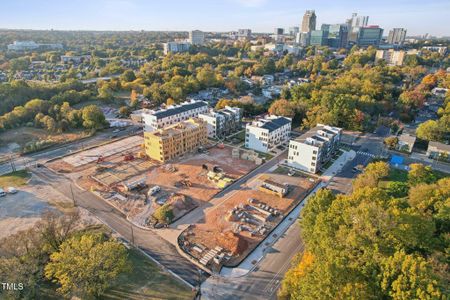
[145,146,256,204]
[182,172,318,267]
[47,139,257,226]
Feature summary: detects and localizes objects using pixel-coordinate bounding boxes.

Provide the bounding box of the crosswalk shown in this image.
[356,151,376,158]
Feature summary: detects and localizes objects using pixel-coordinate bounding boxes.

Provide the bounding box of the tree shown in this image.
[384,136,399,149]
[153,203,174,224]
[408,163,436,186]
[120,69,136,82]
[380,250,444,300]
[416,120,443,142]
[45,233,130,297]
[268,99,296,118]
[81,105,108,129]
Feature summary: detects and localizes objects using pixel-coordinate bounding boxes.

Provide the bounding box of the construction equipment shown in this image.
[179,179,192,187]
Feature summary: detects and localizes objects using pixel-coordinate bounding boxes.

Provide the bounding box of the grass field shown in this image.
[100,248,195,300]
[0,170,31,187]
[379,167,448,189]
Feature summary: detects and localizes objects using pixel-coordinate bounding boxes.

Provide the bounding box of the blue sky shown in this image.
[1,0,449,36]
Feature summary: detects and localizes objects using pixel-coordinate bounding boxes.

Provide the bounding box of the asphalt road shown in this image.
[32,166,201,287]
[201,221,303,300]
[328,126,391,194]
[0,126,141,175]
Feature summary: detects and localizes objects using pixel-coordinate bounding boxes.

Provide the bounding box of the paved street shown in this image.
[328,126,390,194]
[202,221,303,300]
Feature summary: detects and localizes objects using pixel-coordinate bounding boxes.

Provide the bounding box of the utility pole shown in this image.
[9,155,16,172]
[130,225,135,245]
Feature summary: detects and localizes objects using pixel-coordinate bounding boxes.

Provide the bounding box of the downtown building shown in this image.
[387,28,407,45]
[321,24,348,48]
[288,124,342,174]
[198,106,242,139]
[245,116,292,153]
[357,26,383,47]
[346,13,369,43]
[142,100,208,132]
[301,10,317,33]
[144,118,207,162]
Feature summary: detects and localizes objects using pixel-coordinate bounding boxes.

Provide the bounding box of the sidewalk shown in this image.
[321,150,356,182]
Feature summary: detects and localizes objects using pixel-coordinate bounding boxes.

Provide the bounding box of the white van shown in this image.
[0,188,6,197]
[147,186,161,197]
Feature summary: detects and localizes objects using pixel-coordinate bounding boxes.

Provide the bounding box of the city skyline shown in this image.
[1,0,449,36]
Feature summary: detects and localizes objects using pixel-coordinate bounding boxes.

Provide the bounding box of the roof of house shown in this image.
[398,133,416,145]
[152,101,207,119]
[428,141,450,152]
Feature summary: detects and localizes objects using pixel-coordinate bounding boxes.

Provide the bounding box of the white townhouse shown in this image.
[142,100,208,132]
[288,124,342,173]
[245,115,292,153]
[198,106,242,139]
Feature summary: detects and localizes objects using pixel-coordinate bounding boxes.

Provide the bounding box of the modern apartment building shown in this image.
[357,26,383,47]
[245,116,292,153]
[287,124,342,173]
[387,28,407,45]
[189,30,205,46]
[198,106,242,139]
[375,49,406,66]
[144,118,207,162]
[163,42,191,54]
[301,10,317,33]
[142,100,208,132]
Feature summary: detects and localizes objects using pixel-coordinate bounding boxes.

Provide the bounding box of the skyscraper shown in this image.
[274,28,284,35]
[289,26,299,36]
[322,24,348,48]
[310,30,329,46]
[387,28,407,45]
[301,10,316,33]
[346,13,369,43]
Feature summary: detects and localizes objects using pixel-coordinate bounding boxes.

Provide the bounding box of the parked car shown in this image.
[6,187,17,194]
[147,186,161,197]
[0,188,6,197]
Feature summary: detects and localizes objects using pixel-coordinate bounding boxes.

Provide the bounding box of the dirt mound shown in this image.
[216,231,248,255]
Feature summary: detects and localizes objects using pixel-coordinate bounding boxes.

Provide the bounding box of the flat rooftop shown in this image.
[294,124,341,144]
